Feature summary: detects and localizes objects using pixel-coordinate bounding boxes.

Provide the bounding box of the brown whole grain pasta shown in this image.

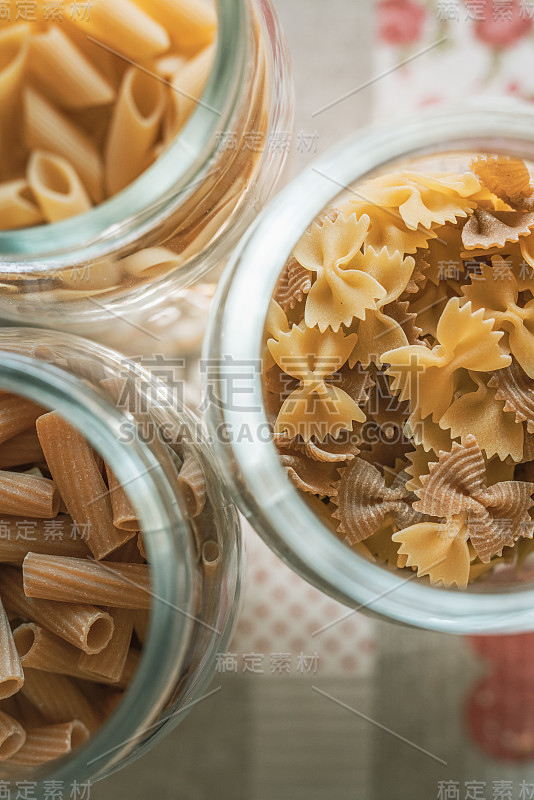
[20,668,101,732]
[0,598,24,699]
[7,721,89,766]
[0,470,59,518]
[0,428,44,470]
[105,464,140,532]
[0,566,114,654]
[0,515,90,565]
[78,608,134,683]
[36,411,133,559]
[0,394,44,447]
[0,710,26,760]
[23,553,151,610]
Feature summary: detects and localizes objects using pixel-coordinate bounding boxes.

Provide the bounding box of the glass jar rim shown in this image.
[0,328,199,784]
[0,0,247,266]
[205,100,534,635]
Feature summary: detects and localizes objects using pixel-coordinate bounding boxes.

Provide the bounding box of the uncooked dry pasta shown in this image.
[7,721,89,767]
[0,710,26,761]
[263,154,534,588]
[0,599,23,699]
[78,608,134,683]
[0,0,217,228]
[27,150,92,224]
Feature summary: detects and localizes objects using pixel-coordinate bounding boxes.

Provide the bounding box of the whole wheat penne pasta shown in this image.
[133,609,149,645]
[78,608,134,682]
[21,669,100,731]
[0,515,89,565]
[67,0,170,60]
[105,465,139,532]
[165,44,215,138]
[0,428,44,469]
[201,539,221,579]
[23,88,104,202]
[28,25,115,110]
[0,470,59,518]
[0,394,44,446]
[0,178,43,230]
[105,66,166,195]
[0,516,89,565]
[36,412,133,560]
[23,554,151,610]
[13,623,135,687]
[27,150,92,223]
[0,598,23,699]
[135,0,217,53]
[0,710,26,761]
[7,720,89,766]
[0,566,114,654]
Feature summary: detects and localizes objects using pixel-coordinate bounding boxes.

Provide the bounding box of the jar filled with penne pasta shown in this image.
[204,102,534,634]
[0,0,292,354]
[0,328,241,787]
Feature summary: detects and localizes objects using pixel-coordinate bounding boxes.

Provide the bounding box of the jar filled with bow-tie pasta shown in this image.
[204,103,534,634]
[0,0,292,355]
[0,328,241,786]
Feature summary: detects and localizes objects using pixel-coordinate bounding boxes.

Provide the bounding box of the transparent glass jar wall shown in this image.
[204,102,534,635]
[0,0,293,355]
[0,328,241,785]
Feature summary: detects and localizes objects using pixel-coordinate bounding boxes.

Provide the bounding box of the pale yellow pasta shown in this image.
[0,598,23,699]
[0,470,59,518]
[27,150,92,223]
[67,0,170,60]
[21,668,100,732]
[7,721,89,766]
[0,24,29,119]
[0,566,114,654]
[57,257,123,292]
[155,53,186,81]
[0,516,89,566]
[24,87,104,203]
[0,179,43,229]
[105,67,167,195]
[28,25,115,110]
[105,465,139,532]
[36,411,133,560]
[166,44,215,139]
[0,710,26,761]
[23,553,151,610]
[136,0,217,53]
[78,608,134,683]
[120,247,182,279]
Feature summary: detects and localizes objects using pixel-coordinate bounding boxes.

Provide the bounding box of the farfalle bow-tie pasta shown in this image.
[263,155,534,589]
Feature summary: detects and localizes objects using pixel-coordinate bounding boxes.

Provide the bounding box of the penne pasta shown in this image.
[27,150,92,223]
[78,608,134,683]
[178,450,206,518]
[36,412,133,560]
[24,87,104,203]
[57,256,122,292]
[7,721,89,766]
[28,25,115,110]
[21,668,101,731]
[0,470,59,518]
[105,465,139,532]
[67,0,170,60]
[135,0,217,53]
[0,428,44,469]
[0,178,43,229]
[119,246,182,279]
[0,566,114,654]
[0,24,30,144]
[165,44,215,138]
[201,539,221,579]
[105,66,167,195]
[0,598,23,699]
[0,393,44,447]
[0,710,26,761]
[23,554,151,610]
[0,515,89,566]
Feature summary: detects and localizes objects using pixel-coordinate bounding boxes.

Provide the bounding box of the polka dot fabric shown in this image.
[229,520,376,678]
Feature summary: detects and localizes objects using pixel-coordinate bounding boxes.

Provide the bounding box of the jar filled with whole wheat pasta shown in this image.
[0,0,293,355]
[0,327,241,787]
[204,101,534,635]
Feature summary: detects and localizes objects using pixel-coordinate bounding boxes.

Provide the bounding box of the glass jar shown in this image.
[0,0,293,356]
[204,101,534,635]
[0,327,241,785]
